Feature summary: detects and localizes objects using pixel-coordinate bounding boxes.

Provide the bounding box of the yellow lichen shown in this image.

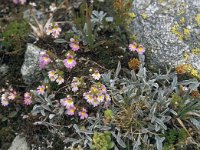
[176,64,200,80]
[171,24,191,40]
[183,52,189,61]
[183,28,190,39]
[180,17,185,24]
[128,12,136,19]
[171,23,183,40]
[192,48,200,56]
[191,69,198,77]
[195,14,200,26]
[141,13,148,19]
[185,65,200,80]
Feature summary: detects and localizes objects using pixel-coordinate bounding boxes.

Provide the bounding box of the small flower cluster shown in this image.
[46,23,61,38]
[91,69,101,80]
[70,38,80,51]
[63,53,77,69]
[129,42,145,54]
[83,83,111,107]
[48,70,64,85]
[128,58,141,70]
[24,92,33,105]
[62,38,80,70]
[71,77,82,92]
[39,51,52,69]
[60,96,88,119]
[0,88,17,106]
[13,0,26,5]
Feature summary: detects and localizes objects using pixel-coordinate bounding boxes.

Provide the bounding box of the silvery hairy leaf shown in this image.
[116,132,126,148]
[155,118,167,130]
[114,61,121,79]
[63,138,78,144]
[190,118,200,128]
[132,135,141,150]
[31,105,44,116]
[155,135,165,150]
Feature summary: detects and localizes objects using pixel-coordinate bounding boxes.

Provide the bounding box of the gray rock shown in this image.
[131,0,200,72]
[0,64,9,77]
[21,43,43,85]
[8,135,30,150]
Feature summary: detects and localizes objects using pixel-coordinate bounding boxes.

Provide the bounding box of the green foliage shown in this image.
[92,131,114,150]
[104,109,113,119]
[171,93,183,109]
[101,56,200,150]
[0,127,14,143]
[163,129,187,149]
[2,20,30,48]
[73,1,95,48]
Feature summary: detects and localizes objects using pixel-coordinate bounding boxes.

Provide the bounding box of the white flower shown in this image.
[1,93,8,100]
[29,2,36,7]
[92,70,101,80]
[48,70,58,81]
[49,3,57,12]
[1,99,9,106]
[56,76,64,85]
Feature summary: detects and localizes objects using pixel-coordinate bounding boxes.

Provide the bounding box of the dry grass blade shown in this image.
[177,118,192,137]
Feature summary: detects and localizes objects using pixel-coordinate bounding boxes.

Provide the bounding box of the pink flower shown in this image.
[104,101,111,108]
[71,77,81,92]
[129,42,137,52]
[97,94,104,102]
[39,52,52,69]
[84,93,94,104]
[105,94,111,102]
[101,85,107,94]
[66,106,76,116]
[78,108,88,120]
[60,96,74,108]
[24,92,32,105]
[63,54,77,69]
[70,42,80,51]
[46,23,61,38]
[48,70,56,78]
[13,0,26,5]
[136,45,145,54]
[51,24,61,38]
[37,85,46,95]
[72,86,78,92]
[91,99,100,107]
[129,42,145,54]
[8,91,17,100]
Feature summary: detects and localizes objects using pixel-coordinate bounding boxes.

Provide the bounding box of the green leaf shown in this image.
[108,142,114,149]
[8,111,18,118]
[54,38,68,43]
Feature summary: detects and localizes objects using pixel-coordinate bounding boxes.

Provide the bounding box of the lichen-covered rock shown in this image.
[21,43,43,85]
[8,135,30,150]
[131,0,200,74]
